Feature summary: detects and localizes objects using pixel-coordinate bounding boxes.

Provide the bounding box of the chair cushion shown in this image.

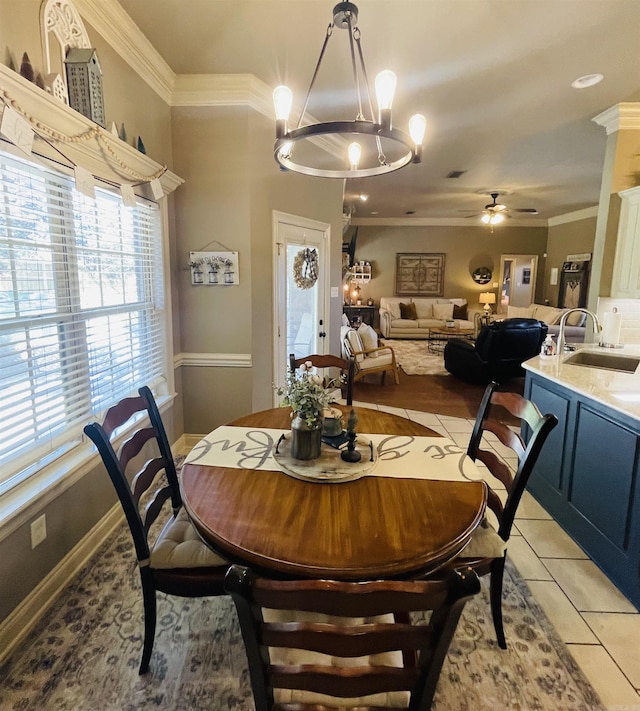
[359,350,394,370]
[399,302,418,320]
[150,508,227,569]
[346,329,365,362]
[433,302,454,320]
[462,518,508,558]
[265,609,409,708]
[358,323,378,356]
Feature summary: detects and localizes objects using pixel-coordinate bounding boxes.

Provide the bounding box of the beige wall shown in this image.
[352,224,548,309]
[544,216,597,306]
[171,104,344,435]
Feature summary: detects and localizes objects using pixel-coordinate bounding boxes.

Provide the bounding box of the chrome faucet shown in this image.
[557,308,601,354]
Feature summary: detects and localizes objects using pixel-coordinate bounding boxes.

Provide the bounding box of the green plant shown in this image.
[275,362,336,427]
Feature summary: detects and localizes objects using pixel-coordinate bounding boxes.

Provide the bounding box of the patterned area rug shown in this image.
[381,338,449,376]
[0,522,604,710]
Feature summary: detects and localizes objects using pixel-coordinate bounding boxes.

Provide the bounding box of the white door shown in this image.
[273,212,330,401]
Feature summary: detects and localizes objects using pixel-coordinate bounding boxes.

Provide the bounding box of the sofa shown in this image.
[379,297,475,339]
[506,304,587,343]
[444,318,548,384]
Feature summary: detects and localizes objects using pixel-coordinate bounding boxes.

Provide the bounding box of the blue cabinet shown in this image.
[525,373,640,609]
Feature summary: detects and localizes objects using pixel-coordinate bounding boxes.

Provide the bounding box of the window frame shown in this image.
[0,142,175,533]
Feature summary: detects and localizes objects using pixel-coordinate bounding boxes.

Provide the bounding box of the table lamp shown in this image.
[479,292,496,315]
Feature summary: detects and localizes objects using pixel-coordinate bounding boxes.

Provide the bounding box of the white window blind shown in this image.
[0,149,166,492]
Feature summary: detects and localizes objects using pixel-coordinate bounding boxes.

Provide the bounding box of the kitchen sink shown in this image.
[564,350,640,374]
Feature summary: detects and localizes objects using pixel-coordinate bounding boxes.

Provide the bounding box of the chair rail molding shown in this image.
[174,352,252,368]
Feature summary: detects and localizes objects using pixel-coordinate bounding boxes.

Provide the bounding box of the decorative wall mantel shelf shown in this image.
[0,63,183,198]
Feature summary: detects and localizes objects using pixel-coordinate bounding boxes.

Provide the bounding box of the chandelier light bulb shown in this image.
[408,114,426,146]
[348,142,362,170]
[273,85,293,121]
[375,70,397,111]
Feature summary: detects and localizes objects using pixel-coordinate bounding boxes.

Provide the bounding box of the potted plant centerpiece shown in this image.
[276,362,336,460]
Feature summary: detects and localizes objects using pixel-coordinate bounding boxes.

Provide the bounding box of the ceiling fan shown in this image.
[463,192,538,231]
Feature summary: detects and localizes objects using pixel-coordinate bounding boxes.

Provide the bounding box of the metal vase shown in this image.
[291,415,322,460]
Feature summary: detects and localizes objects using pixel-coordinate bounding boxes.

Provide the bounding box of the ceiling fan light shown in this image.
[492,213,505,225]
[481,213,491,224]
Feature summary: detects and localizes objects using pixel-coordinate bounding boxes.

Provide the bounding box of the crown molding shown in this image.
[174,352,252,368]
[0,65,183,196]
[172,74,272,116]
[592,102,640,135]
[547,205,599,227]
[74,0,175,104]
[351,217,545,228]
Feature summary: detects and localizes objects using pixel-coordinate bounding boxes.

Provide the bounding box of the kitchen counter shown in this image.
[523,345,640,608]
[523,344,640,422]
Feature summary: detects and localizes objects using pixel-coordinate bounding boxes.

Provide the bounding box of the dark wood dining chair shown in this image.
[83,385,228,674]
[224,564,480,711]
[289,353,355,406]
[455,381,558,648]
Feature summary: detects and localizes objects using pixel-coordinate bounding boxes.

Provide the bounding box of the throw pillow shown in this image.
[507,305,535,319]
[346,329,365,362]
[533,304,564,325]
[566,310,586,326]
[399,302,418,320]
[433,302,454,320]
[358,323,379,357]
[453,303,468,320]
[341,312,350,327]
[413,300,433,319]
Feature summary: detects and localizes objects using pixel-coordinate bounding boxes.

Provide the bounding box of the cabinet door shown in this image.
[527,378,571,493]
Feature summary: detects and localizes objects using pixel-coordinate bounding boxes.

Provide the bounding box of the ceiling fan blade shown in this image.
[514,208,539,214]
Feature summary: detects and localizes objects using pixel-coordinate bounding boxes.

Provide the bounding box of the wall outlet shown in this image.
[30,514,47,549]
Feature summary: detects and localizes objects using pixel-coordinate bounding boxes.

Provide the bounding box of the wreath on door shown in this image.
[293,247,318,289]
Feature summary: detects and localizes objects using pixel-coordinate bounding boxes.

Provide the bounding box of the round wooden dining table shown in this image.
[180,404,487,581]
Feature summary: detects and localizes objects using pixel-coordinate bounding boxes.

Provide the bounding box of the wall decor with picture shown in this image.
[188,251,239,285]
[394,253,445,296]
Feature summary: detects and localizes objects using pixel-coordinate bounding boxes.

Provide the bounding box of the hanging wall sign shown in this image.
[189,251,239,286]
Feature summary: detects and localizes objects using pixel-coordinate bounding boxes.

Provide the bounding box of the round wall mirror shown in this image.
[472,267,492,284]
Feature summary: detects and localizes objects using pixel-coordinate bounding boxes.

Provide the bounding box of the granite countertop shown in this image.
[523,344,640,422]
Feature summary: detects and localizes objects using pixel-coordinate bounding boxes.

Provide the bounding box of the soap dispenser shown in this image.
[540,334,556,359]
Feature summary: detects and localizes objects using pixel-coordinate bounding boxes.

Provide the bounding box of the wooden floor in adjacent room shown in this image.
[351,369,525,420]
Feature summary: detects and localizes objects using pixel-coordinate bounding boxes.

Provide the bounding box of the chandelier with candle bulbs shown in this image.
[272,1,426,178]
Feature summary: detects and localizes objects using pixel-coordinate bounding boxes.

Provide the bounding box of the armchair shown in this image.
[444,318,548,384]
[342,324,400,385]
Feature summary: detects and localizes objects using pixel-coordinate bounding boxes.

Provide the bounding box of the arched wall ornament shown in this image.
[40,0,91,88]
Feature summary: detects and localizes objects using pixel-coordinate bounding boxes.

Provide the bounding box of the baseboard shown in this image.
[0,503,124,666]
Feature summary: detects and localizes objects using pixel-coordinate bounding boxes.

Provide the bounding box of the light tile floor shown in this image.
[357,400,640,711]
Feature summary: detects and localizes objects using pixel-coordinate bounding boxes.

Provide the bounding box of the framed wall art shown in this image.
[395,253,445,297]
